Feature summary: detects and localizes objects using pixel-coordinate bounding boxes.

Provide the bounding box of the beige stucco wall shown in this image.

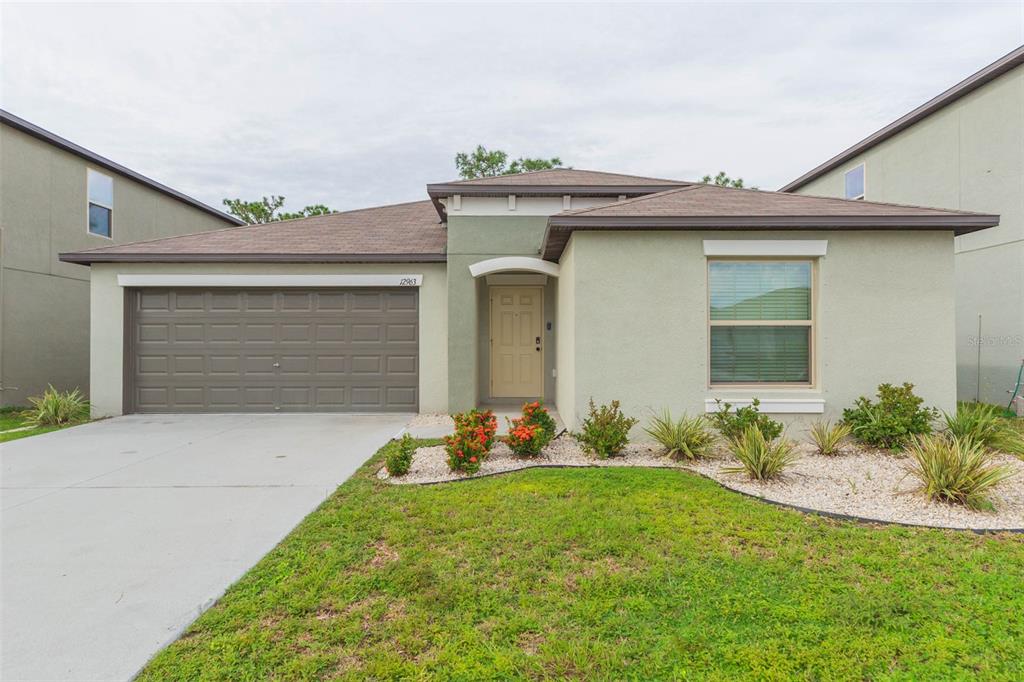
[556,229,957,434]
[555,238,576,426]
[793,64,1023,405]
[88,262,448,417]
[0,124,237,405]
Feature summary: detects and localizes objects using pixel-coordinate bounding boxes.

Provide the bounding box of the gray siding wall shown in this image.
[0,124,237,405]
[792,65,1023,405]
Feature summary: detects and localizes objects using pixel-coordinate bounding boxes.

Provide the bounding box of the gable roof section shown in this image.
[426,168,689,218]
[1,108,244,226]
[59,200,445,264]
[779,45,1024,193]
[541,184,999,260]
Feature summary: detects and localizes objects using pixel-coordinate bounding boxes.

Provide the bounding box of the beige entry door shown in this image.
[490,287,544,398]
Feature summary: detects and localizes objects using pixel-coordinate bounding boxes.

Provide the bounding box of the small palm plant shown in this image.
[906,434,1014,510]
[808,420,852,456]
[644,411,716,461]
[944,403,1024,457]
[722,426,799,481]
[26,385,89,426]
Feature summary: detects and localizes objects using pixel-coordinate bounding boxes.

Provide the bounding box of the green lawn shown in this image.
[0,407,78,443]
[140,438,1024,681]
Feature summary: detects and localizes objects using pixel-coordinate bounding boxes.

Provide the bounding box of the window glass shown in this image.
[89,204,111,238]
[709,260,813,385]
[709,261,811,321]
[88,169,113,206]
[87,169,113,237]
[711,326,810,383]
[844,164,865,200]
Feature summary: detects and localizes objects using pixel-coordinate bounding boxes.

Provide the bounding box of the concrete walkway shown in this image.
[0,413,408,682]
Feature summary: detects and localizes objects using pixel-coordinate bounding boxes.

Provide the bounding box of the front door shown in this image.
[489,286,543,398]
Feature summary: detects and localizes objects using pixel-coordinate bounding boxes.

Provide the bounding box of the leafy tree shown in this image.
[701,171,749,189]
[455,145,564,180]
[222,196,336,224]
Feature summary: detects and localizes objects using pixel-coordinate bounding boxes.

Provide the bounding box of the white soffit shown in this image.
[468,256,560,278]
[702,240,828,257]
[116,274,423,287]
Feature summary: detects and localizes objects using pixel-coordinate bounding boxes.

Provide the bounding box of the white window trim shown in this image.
[703,240,827,257]
[704,398,824,414]
[844,163,865,201]
[87,168,114,240]
[116,274,423,288]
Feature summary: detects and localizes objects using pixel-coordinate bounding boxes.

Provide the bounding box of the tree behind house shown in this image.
[223,196,336,224]
[455,145,564,180]
[701,171,751,189]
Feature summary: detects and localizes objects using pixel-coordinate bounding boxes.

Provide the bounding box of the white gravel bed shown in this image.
[380,435,1024,531]
[379,434,682,484]
[690,443,1024,530]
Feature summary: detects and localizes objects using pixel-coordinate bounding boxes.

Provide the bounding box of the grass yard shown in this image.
[0,407,76,443]
[140,438,1024,681]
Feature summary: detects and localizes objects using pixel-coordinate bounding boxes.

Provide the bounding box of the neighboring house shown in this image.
[780,45,1024,406]
[0,110,244,406]
[60,168,998,430]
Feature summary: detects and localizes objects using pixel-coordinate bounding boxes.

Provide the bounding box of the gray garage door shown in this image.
[126,288,418,413]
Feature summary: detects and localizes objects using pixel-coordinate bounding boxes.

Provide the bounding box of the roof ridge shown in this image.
[556,184,702,216]
[696,182,987,215]
[64,198,438,256]
[444,167,688,186]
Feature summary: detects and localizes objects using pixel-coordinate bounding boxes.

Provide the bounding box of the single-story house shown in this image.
[60,169,999,430]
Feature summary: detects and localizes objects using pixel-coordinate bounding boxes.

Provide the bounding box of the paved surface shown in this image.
[1,413,408,682]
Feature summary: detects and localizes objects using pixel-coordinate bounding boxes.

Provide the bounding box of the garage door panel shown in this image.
[130,288,417,413]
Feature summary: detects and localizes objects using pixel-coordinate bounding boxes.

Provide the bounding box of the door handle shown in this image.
[535,336,541,352]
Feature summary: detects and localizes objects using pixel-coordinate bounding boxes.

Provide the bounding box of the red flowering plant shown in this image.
[505,401,557,456]
[444,409,497,474]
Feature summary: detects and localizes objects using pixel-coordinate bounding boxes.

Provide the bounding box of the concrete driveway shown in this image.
[1,413,409,682]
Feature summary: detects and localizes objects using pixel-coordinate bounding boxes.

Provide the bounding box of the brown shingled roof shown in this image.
[59,200,445,264]
[541,184,1000,260]
[426,168,689,218]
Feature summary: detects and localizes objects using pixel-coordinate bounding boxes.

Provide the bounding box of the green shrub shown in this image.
[444,409,497,473]
[385,433,417,476]
[522,400,557,441]
[722,426,799,481]
[709,399,783,442]
[906,434,1014,510]
[808,420,851,456]
[575,399,638,458]
[644,411,716,461]
[505,401,556,457]
[842,382,937,450]
[26,385,89,426]
[945,403,1024,456]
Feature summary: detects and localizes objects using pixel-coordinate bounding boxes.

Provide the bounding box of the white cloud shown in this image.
[2,2,1021,213]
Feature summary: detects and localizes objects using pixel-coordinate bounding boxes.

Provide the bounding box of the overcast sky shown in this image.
[2,2,1022,215]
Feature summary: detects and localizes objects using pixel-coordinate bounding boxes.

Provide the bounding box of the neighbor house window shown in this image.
[844,164,865,200]
[87,169,113,237]
[709,260,813,385]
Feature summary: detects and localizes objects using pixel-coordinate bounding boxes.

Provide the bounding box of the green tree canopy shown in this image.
[701,171,752,189]
[455,145,564,180]
[222,196,336,224]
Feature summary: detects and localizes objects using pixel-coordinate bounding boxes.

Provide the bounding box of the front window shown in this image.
[844,164,865,200]
[87,169,113,237]
[709,260,813,385]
